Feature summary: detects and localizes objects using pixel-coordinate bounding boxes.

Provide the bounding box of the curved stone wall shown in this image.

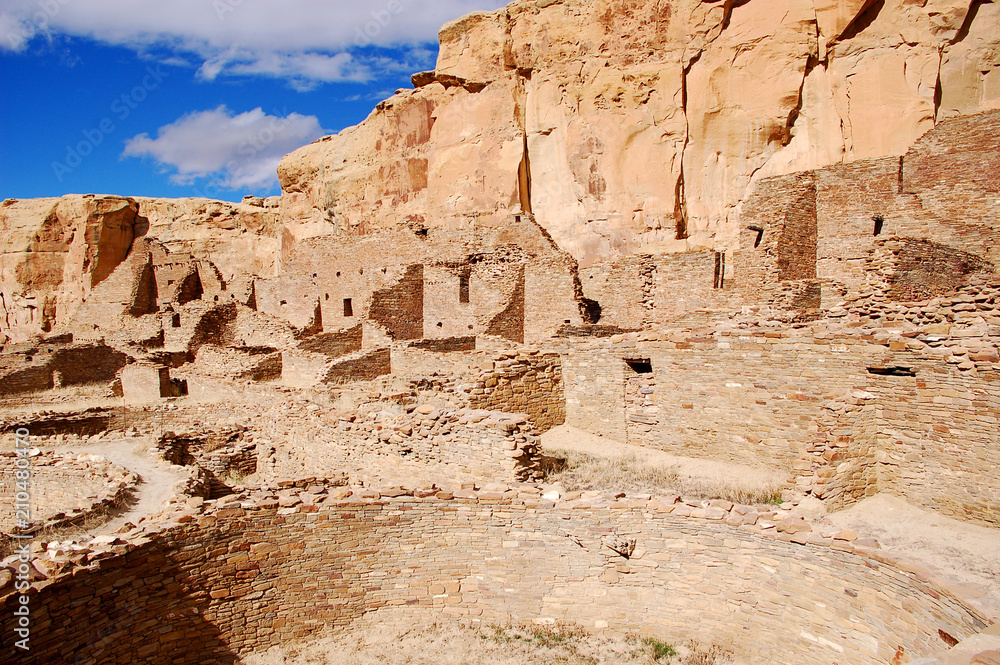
[0,452,136,555]
[2,491,988,665]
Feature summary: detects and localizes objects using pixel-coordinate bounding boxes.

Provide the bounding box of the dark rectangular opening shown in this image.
[625,358,653,374]
[713,252,726,289]
[343,298,354,317]
[868,366,915,377]
[873,214,885,237]
[748,225,764,248]
[459,275,470,304]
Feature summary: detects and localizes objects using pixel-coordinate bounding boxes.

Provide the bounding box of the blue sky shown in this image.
[0,0,506,203]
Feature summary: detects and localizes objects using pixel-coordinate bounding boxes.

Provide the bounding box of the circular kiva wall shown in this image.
[0,452,136,552]
[4,493,988,665]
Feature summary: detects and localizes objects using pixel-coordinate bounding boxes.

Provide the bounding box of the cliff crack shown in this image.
[950,0,987,45]
[676,51,702,241]
[519,133,533,215]
[836,0,885,43]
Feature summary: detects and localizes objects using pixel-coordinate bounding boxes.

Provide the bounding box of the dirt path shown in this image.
[48,436,185,536]
[540,425,784,493]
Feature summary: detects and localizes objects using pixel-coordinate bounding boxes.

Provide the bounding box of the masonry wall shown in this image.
[735,111,1000,301]
[3,497,987,665]
[281,350,332,389]
[562,333,880,468]
[0,343,128,397]
[253,402,540,484]
[797,396,883,511]
[296,324,363,358]
[323,348,392,384]
[872,238,994,302]
[485,267,525,344]
[406,336,477,353]
[0,452,136,545]
[121,364,171,404]
[899,109,1000,266]
[422,262,524,340]
[651,251,739,322]
[0,408,114,437]
[369,264,424,340]
[815,157,900,289]
[0,363,53,396]
[256,224,581,344]
[468,352,566,433]
[580,256,650,329]
[581,252,737,330]
[524,261,584,341]
[871,360,1000,526]
[194,346,282,382]
[422,265,477,338]
[562,345,627,442]
[797,353,1000,527]
[736,171,818,302]
[390,346,491,382]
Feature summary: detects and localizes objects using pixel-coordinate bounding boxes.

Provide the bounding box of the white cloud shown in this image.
[0,0,508,84]
[122,106,326,191]
[197,49,364,88]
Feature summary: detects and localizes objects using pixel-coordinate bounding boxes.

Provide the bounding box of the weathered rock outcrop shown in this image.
[0,196,281,344]
[1,196,139,343]
[278,0,1000,266]
[135,197,282,280]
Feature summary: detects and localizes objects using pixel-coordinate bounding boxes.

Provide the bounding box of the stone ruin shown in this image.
[1,1,1000,664]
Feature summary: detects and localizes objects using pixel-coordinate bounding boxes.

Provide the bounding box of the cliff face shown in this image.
[0,196,280,344]
[278,0,1000,266]
[1,196,139,342]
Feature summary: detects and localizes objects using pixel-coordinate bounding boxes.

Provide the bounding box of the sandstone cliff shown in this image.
[0,196,280,343]
[278,0,1000,266]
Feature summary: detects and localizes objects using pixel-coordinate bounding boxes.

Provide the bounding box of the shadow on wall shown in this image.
[0,540,239,664]
[3,500,987,665]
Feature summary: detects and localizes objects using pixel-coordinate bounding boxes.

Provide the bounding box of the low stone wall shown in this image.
[296,324,363,358]
[468,351,565,433]
[281,348,391,387]
[323,348,391,384]
[157,428,257,497]
[866,236,994,302]
[0,488,989,665]
[0,408,114,438]
[194,345,283,382]
[256,403,540,484]
[406,336,477,353]
[0,343,129,397]
[0,451,137,555]
[342,406,540,481]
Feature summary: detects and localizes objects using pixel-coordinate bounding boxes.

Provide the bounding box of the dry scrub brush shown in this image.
[545,450,783,506]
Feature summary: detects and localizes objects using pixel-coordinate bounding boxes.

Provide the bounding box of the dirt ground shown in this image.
[244,611,741,665]
[540,425,785,503]
[46,437,188,536]
[822,494,1000,619]
[543,426,1000,621]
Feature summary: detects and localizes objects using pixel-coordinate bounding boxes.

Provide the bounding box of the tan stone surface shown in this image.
[276,0,1000,265]
[0,195,281,344]
[1,196,139,342]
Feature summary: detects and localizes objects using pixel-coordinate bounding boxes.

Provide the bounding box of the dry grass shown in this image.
[244,617,736,665]
[546,450,783,506]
